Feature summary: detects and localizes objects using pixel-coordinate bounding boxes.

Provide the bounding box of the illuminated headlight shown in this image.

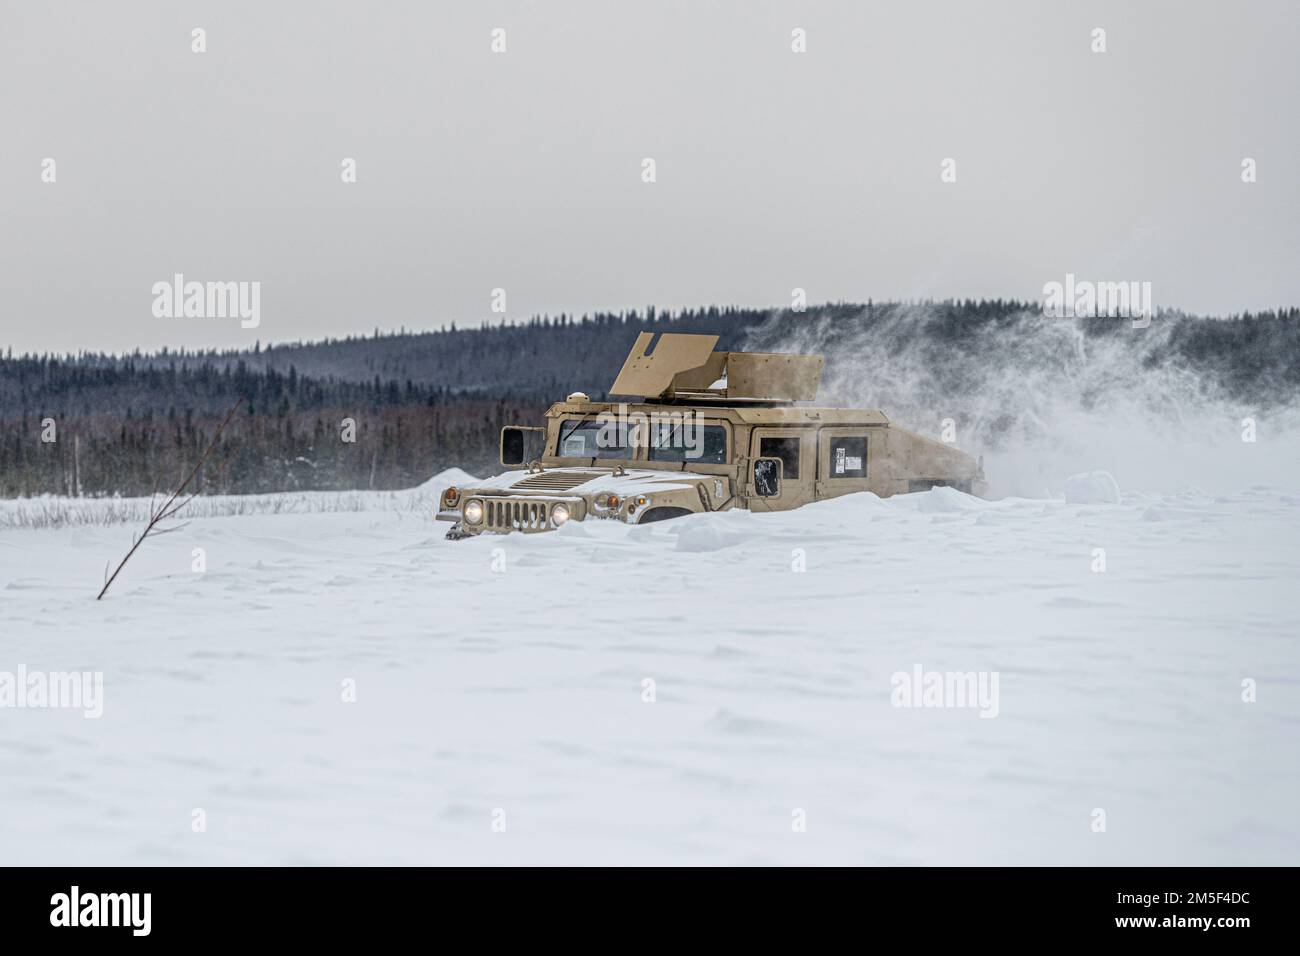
[550,502,570,526]
[463,499,484,525]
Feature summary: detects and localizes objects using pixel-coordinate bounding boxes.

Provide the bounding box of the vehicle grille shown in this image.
[512,471,602,492]
[484,497,553,532]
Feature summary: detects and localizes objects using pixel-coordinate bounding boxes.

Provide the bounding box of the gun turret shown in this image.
[610,332,824,404]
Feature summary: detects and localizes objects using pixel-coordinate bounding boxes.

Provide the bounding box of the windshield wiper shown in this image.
[650,424,681,451]
[558,420,586,447]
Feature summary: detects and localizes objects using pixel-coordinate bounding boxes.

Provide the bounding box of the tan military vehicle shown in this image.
[437,332,985,537]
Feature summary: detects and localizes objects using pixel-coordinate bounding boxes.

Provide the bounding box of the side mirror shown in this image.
[500,426,544,467]
[752,457,783,497]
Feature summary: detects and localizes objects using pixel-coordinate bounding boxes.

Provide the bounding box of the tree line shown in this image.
[2,301,1297,497]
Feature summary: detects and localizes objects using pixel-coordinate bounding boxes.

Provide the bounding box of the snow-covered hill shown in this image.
[1,479,1297,864]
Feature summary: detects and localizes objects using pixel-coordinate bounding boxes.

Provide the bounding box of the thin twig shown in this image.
[97,397,244,600]
[158,492,198,521]
[146,525,188,537]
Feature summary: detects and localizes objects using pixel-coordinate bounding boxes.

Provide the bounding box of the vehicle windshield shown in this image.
[557,419,631,459]
[648,421,728,464]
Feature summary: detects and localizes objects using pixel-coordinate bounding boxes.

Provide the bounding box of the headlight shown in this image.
[463,499,484,524]
[550,502,570,526]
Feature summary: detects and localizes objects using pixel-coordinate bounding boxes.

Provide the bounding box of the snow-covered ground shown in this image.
[2,473,1298,865]
[0,469,480,532]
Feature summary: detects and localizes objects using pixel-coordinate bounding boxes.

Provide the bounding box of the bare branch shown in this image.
[146,522,190,537]
[97,396,244,600]
[157,492,199,521]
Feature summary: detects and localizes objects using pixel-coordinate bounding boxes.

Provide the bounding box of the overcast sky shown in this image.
[2,0,1297,355]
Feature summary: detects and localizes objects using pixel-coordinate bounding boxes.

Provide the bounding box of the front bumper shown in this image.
[438,495,588,535]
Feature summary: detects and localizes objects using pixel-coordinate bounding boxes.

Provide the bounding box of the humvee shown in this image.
[437,332,985,538]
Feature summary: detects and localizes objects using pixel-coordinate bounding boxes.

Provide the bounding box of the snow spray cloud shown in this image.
[742,303,1300,497]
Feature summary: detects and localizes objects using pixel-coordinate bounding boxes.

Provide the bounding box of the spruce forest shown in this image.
[2,301,1297,498]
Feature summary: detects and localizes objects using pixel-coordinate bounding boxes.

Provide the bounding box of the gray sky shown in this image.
[2,0,1297,355]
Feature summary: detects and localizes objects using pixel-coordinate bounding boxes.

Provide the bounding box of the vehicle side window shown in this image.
[759,436,800,480]
[828,436,867,478]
